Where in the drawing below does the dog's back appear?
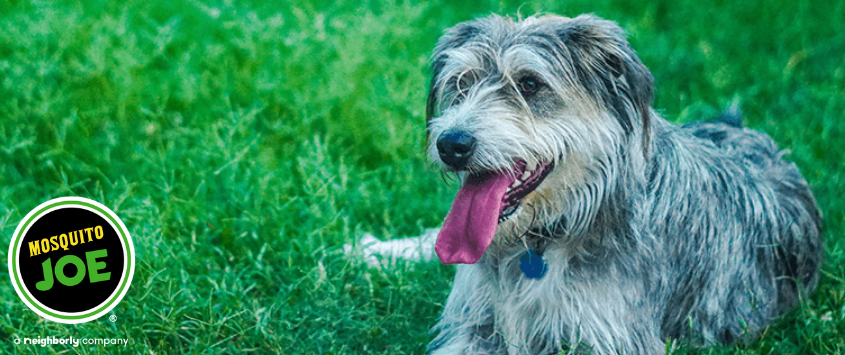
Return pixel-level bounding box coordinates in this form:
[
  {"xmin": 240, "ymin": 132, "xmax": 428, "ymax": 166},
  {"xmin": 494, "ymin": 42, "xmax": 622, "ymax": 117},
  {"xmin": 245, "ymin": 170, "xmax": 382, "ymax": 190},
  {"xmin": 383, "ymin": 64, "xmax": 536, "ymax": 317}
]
[{"xmin": 648, "ymin": 116, "xmax": 822, "ymax": 343}]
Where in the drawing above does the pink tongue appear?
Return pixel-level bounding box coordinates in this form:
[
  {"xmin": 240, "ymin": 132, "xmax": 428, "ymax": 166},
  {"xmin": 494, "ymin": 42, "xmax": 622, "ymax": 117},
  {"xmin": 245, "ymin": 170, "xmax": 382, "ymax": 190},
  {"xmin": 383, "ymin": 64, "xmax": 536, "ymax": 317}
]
[{"xmin": 435, "ymin": 172, "xmax": 515, "ymax": 264}]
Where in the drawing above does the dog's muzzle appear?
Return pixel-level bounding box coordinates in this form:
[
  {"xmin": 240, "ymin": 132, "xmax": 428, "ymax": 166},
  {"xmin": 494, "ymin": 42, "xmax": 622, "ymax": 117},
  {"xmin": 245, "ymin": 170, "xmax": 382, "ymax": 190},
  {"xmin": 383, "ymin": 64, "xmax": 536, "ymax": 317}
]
[{"xmin": 436, "ymin": 130, "xmax": 476, "ymax": 169}]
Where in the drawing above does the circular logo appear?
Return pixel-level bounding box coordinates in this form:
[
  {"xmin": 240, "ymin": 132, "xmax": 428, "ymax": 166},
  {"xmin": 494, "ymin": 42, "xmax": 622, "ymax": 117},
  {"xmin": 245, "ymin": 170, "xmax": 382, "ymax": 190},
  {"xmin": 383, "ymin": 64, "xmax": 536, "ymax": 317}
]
[{"xmin": 7, "ymin": 197, "xmax": 135, "ymax": 324}]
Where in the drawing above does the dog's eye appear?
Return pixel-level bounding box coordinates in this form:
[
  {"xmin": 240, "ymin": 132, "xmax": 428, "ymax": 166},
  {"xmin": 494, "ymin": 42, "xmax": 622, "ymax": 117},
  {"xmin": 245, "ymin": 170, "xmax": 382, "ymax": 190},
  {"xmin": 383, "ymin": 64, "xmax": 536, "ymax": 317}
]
[
  {"xmin": 457, "ymin": 75, "xmax": 475, "ymax": 96},
  {"xmin": 517, "ymin": 77, "xmax": 542, "ymax": 97}
]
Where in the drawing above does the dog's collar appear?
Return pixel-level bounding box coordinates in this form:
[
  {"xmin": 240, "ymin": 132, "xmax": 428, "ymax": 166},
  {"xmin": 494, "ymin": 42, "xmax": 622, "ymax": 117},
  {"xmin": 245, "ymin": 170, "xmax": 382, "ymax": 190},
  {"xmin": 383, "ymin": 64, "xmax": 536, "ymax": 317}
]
[
  {"xmin": 519, "ymin": 248, "xmax": 547, "ymax": 279},
  {"xmin": 519, "ymin": 233, "xmax": 549, "ymax": 279}
]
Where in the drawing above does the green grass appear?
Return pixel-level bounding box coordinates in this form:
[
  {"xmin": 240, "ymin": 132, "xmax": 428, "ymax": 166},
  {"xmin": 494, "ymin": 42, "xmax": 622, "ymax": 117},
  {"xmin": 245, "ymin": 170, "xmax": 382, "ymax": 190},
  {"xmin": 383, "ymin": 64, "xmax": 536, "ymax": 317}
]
[{"xmin": 0, "ymin": 0, "xmax": 843, "ymax": 353}]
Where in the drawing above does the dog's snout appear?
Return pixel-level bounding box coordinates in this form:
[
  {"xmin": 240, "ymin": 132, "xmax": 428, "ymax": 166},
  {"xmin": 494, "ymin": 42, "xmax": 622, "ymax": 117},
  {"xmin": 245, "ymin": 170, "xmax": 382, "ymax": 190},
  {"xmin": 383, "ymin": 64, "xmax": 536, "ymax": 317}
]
[{"xmin": 437, "ymin": 130, "xmax": 476, "ymax": 169}]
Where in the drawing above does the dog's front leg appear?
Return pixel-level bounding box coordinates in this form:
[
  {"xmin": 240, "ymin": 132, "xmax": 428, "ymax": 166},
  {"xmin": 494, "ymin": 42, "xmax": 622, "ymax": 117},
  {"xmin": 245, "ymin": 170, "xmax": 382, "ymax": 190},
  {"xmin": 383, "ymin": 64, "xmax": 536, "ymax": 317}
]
[{"xmin": 428, "ymin": 263, "xmax": 502, "ymax": 355}]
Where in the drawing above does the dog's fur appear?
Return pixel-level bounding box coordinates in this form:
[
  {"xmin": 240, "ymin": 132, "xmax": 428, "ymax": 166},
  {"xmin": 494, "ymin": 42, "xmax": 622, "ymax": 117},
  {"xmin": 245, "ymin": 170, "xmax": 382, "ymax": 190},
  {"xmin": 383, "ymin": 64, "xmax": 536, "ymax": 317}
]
[{"xmin": 423, "ymin": 14, "xmax": 822, "ymax": 355}]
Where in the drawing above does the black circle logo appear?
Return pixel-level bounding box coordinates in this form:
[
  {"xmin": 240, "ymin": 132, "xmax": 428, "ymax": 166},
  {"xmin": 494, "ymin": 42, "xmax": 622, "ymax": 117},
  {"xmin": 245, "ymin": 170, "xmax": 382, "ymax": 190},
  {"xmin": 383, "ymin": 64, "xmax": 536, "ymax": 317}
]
[{"xmin": 8, "ymin": 197, "xmax": 135, "ymax": 323}]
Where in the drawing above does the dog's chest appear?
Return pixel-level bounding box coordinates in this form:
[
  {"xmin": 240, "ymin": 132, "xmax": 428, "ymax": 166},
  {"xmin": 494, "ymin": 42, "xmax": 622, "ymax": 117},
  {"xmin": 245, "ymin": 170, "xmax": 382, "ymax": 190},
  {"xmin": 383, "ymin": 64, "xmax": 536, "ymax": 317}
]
[{"xmin": 487, "ymin": 246, "xmax": 635, "ymax": 353}]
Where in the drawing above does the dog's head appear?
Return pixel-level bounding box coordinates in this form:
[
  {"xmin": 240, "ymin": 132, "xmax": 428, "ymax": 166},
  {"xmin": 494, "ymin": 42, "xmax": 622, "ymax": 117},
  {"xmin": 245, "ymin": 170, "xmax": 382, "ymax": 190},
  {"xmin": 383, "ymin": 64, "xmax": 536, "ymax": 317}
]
[{"xmin": 427, "ymin": 14, "xmax": 654, "ymax": 264}]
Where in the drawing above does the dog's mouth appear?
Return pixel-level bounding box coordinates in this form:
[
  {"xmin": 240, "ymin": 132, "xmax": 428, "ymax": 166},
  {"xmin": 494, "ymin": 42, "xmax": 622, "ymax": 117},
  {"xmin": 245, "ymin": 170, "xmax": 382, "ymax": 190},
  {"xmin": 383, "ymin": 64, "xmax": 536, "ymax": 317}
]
[
  {"xmin": 434, "ymin": 160, "xmax": 554, "ymax": 264},
  {"xmin": 499, "ymin": 161, "xmax": 555, "ymax": 223}
]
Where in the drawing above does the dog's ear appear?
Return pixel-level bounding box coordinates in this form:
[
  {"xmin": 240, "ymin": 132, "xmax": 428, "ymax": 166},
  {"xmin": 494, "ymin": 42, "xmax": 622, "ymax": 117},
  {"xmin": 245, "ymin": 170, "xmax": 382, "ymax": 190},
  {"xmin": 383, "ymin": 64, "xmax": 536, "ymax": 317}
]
[
  {"xmin": 558, "ymin": 15, "xmax": 654, "ymax": 152},
  {"xmin": 427, "ymin": 21, "xmax": 482, "ymax": 125}
]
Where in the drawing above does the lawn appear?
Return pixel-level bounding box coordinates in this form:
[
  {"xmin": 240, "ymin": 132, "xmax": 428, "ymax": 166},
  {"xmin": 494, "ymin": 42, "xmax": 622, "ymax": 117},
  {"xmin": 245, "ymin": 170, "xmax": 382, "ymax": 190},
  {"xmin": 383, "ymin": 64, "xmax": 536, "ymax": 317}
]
[{"xmin": 0, "ymin": 0, "xmax": 843, "ymax": 353}]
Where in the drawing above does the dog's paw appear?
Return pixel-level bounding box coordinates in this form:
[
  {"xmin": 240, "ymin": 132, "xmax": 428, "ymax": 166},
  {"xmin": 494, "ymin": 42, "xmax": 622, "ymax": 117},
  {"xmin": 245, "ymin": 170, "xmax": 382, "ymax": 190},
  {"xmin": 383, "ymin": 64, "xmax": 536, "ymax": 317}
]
[
  {"xmin": 343, "ymin": 229, "xmax": 440, "ymax": 267},
  {"xmin": 343, "ymin": 233, "xmax": 383, "ymax": 267}
]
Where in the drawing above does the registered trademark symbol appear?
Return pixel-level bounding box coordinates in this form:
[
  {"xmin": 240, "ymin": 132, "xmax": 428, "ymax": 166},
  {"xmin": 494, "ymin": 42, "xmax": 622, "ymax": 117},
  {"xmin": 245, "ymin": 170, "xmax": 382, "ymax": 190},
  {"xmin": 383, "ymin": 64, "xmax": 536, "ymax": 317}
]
[{"xmin": 109, "ymin": 315, "xmax": 117, "ymax": 322}]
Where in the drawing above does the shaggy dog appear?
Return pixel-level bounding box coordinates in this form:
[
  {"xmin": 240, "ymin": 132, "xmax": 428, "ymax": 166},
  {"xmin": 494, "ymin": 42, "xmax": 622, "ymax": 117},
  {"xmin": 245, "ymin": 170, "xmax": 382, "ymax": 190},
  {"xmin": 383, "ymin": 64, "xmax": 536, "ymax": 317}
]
[{"xmin": 418, "ymin": 14, "xmax": 822, "ymax": 355}]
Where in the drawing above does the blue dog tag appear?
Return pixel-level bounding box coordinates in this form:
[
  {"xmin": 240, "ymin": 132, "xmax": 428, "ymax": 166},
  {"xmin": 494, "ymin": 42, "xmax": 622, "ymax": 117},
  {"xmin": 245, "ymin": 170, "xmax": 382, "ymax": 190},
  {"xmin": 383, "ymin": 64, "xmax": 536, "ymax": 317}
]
[{"xmin": 519, "ymin": 249, "xmax": 548, "ymax": 279}]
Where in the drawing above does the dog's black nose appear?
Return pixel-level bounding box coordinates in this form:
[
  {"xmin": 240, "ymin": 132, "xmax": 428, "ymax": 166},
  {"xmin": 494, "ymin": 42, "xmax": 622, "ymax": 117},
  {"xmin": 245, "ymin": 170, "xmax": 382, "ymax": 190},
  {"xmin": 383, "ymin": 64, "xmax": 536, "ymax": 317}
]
[{"xmin": 437, "ymin": 130, "xmax": 476, "ymax": 169}]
